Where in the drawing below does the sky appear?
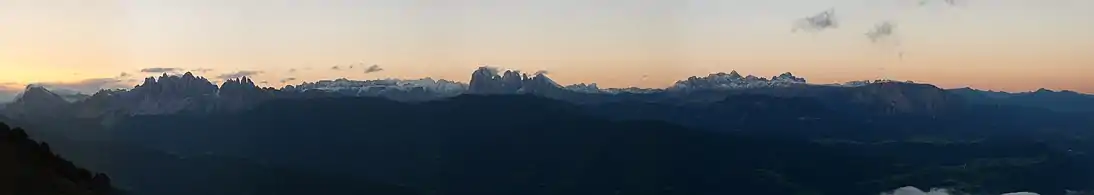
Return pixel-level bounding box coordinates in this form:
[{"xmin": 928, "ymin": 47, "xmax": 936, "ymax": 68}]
[{"xmin": 1, "ymin": 0, "xmax": 1092, "ymax": 96}]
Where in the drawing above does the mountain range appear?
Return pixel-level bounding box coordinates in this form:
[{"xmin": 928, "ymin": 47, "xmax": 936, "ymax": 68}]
[
  {"xmin": 3, "ymin": 67, "xmax": 1091, "ymax": 119},
  {"xmin": 1, "ymin": 67, "xmax": 1092, "ymax": 195}
]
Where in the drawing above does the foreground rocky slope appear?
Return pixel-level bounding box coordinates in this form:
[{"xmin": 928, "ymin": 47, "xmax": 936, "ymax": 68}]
[{"xmin": 0, "ymin": 123, "xmax": 115, "ymax": 195}]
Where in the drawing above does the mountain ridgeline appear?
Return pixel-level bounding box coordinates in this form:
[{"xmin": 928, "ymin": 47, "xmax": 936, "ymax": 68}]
[
  {"xmin": 0, "ymin": 123, "xmax": 115, "ymax": 195},
  {"xmin": 1, "ymin": 67, "xmax": 1093, "ymax": 195}
]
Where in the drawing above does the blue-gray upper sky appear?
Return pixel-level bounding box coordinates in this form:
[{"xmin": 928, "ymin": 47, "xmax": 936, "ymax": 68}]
[{"xmin": 1, "ymin": 0, "xmax": 1092, "ymax": 95}]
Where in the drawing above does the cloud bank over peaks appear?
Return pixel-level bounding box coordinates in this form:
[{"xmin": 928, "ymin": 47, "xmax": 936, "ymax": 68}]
[{"xmin": 32, "ymin": 78, "xmax": 131, "ymax": 95}]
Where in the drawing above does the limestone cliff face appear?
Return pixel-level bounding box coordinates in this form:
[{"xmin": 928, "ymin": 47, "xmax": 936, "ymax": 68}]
[
  {"xmin": 846, "ymin": 82, "xmax": 963, "ymax": 116},
  {"xmin": 119, "ymin": 72, "xmax": 219, "ymax": 115},
  {"xmin": 217, "ymin": 76, "xmax": 274, "ymax": 112},
  {"xmin": 468, "ymin": 67, "xmax": 567, "ymax": 95}
]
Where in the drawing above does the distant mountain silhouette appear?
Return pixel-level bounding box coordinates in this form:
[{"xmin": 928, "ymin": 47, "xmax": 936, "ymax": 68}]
[
  {"xmin": 9, "ymin": 67, "xmax": 1086, "ymax": 120},
  {"xmin": 950, "ymin": 87, "xmax": 1094, "ymax": 113},
  {"xmin": 3, "ymin": 86, "xmax": 73, "ymax": 120},
  {"xmin": 0, "ymin": 122, "xmax": 115, "ymax": 195}
]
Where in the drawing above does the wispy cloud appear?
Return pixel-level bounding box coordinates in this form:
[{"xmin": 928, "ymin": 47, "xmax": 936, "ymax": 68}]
[
  {"xmin": 117, "ymin": 72, "xmax": 131, "ymax": 78},
  {"xmin": 288, "ymin": 68, "xmax": 297, "ymax": 73},
  {"xmin": 140, "ymin": 67, "xmax": 183, "ymax": 73},
  {"xmin": 279, "ymin": 77, "xmax": 298, "ymax": 83},
  {"xmin": 364, "ymin": 64, "xmax": 384, "ymax": 73},
  {"xmin": 216, "ymin": 71, "xmax": 263, "ymax": 80}
]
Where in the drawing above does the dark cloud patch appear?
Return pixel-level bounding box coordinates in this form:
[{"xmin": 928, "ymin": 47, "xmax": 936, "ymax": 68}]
[
  {"xmin": 866, "ymin": 21, "xmax": 897, "ymax": 43},
  {"xmin": 364, "ymin": 64, "xmax": 384, "ymax": 73},
  {"xmin": 792, "ymin": 8, "xmax": 838, "ymax": 33},
  {"xmin": 279, "ymin": 77, "xmax": 298, "ymax": 83},
  {"xmin": 331, "ymin": 65, "xmax": 342, "ymax": 70},
  {"xmin": 140, "ymin": 67, "xmax": 183, "ymax": 73},
  {"xmin": 191, "ymin": 68, "xmax": 214, "ymax": 73},
  {"xmin": 260, "ymin": 81, "xmax": 270, "ymax": 84},
  {"xmin": 216, "ymin": 71, "xmax": 263, "ymax": 80},
  {"xmin": 118, "ymin": 72, "xmax": 131, "ymax": 78}
]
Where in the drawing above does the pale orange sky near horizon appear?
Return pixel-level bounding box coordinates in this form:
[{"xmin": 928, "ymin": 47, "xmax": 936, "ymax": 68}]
[{"xmin": 1, "ymin": 0, "xmax": 1092, "ymax": 94}]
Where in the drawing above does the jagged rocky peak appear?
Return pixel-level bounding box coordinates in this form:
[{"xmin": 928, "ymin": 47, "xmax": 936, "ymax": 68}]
[
  {"xmin": 727, "ymin": 71, "xmax": 743, "ymax": 79},
  {"xmin": 670, "ymin": 70, "xmax": 808, "ymax": 91},
  {"xmin": 16, "ymin": 85, "xmax": 68, "ymax": 105},
  {"xmin": 469, "ymin": 66, "xmax": 514, "ymax": 94},
  {"xmin": 500, "ymin": 70, "xmax": 525, "ymax": 92},
  {"xmin": 2, "ymin": 85, "xmax": 72, "ymax": 118},
  {"xmin": 772, "ymin": 72, "xmax": 807, "ymax": 83},
  {"xmin": 84, "ymin": 89, "xmax": 126, "ymax": 101},
  {"xmin": 468, "ymin": 66, "xmax": 568, "ymax": 94},
  {"xmin": 220, "ymin": 76, "xmax": 258, "ymax": 89},
  {"xmin": 133, "ymin": 72, "xmax": 218, "ymax": 97},
  {"xmin": 469, "ymin": 67, "xmax": 505, "ymax": 94}
]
